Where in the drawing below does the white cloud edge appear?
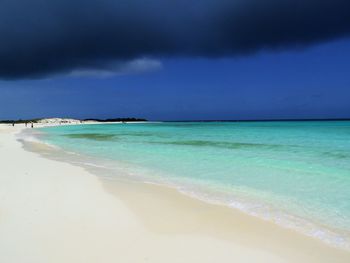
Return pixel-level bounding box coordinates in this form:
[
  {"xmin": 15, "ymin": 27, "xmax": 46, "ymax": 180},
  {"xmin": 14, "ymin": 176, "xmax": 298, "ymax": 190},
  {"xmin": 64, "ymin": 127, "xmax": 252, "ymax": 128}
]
[{"xmin": 70, "ymin": 58, "xmax": 163, "ymax": 78}]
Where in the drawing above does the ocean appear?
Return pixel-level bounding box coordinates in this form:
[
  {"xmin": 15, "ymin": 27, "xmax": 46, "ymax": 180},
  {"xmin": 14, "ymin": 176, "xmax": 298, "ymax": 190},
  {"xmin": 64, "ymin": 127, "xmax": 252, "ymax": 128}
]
[{"xmin": 30, "ymin": 121, "xmax": 350, "ymax": 249}]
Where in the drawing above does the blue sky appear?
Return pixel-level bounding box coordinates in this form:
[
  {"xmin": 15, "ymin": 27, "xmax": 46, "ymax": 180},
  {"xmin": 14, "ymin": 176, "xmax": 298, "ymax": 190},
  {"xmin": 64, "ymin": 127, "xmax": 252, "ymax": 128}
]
[
  {"xmin": 1, "ymin": 37, "xmax": 349, "ymax": 121},
  {"xmin": 1, "ymin": 1, "xmax": 350, "ymax": 121}
]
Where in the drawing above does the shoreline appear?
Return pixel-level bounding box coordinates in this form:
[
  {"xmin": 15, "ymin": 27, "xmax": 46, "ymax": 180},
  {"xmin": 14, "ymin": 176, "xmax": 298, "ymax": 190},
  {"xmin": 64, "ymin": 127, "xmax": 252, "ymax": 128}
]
[
  {"xmin": 24, "ymin": 122, "xmax": 350, "ymax": 251},
  {"xmin": 1, "ymin": 124, "xmax": 350, "ymax": 262},
  {"xmin": 21, "ymin": 132, "xmax": 350, "ymax": 252}
]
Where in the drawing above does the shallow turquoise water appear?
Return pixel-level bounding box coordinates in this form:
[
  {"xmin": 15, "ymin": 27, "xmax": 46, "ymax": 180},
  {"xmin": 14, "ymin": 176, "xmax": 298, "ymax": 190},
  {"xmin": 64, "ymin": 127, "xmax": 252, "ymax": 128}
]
[{"xmin": 36, "ymin": 121, "xmax": 350, "ymax": 248}]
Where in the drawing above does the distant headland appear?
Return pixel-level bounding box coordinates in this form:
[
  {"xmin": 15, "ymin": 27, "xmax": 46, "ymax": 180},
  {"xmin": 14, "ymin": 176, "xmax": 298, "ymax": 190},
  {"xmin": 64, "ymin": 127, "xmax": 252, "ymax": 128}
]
[{"xmin": 0, "ymin": 117, "xmax": 147, "ymax": 124}]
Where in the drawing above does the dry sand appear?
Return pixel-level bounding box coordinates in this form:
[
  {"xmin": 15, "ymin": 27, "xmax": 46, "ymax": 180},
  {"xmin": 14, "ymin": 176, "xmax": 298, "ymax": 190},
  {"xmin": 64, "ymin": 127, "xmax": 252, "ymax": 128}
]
[{"xmin": 0, "ymin": 124, "xmax": 349, "ymax": 263}]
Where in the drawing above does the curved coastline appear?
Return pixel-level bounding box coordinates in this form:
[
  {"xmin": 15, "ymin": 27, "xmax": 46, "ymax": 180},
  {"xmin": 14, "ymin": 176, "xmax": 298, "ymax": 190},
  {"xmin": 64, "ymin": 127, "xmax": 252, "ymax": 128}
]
[
  {"xmin": 8, "ymin": 124, "xmax": 348, "ymax": 262},
  {"xmin": 19, "ymin": 125, "xmax": 350, "ymax": 252}
]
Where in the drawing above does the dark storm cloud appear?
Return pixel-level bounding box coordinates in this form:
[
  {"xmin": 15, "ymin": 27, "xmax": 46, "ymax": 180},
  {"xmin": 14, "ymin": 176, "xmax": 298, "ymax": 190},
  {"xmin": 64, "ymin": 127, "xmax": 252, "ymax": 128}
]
[{"xmin": 1, "ymin": 0, "xmax": 350, "ymax": 79}]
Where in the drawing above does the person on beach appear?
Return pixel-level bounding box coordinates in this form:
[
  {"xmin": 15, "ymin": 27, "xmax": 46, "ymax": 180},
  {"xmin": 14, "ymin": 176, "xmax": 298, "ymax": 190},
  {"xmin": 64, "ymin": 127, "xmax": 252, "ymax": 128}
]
[
  {"xmin": 12, "ymin": 122, "xmax": 15, "ymax": 127},
  {"xmin": 31, "ymin": 122, "xmax": 34, "ymax": 128},
  {"xmin": 25, "ymin": 122, "xmax": 27, "ymax": 127}
]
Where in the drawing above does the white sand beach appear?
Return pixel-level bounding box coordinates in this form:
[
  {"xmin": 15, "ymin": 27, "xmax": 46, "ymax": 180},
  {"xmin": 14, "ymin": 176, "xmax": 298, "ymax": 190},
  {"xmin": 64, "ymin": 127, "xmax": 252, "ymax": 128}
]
[{"xmin": 1, "ymin": 124, "xmax": 350, "ymax": 263}]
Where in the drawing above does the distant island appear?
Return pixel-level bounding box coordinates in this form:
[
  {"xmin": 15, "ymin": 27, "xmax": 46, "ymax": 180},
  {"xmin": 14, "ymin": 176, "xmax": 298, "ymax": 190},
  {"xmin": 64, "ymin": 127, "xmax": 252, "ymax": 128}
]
[
  {"xmin": 83, "ymin": 118, "xmax": 147, "ymax": 122},
  {"xmin": 0, "ymin": 117, "xmax": 147, "ymax": 124}
]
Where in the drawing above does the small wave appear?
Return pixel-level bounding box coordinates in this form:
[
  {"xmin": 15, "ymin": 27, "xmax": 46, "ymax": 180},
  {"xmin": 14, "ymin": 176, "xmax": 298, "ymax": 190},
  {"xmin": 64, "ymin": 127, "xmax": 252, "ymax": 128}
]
[
  {"xmin": 170, "ymin": 181, "xmax": 350, "ymax": 251},
  {"xmin": 17, "ymin": 130, "xmax": 61, "ymax": 150}
]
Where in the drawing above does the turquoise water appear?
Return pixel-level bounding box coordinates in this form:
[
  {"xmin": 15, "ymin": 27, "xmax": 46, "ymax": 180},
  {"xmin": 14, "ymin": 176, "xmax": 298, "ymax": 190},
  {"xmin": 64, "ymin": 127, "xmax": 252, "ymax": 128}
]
[{"xmin": 35, "ymin": 121, "xmax": 350, "ymax": 248}]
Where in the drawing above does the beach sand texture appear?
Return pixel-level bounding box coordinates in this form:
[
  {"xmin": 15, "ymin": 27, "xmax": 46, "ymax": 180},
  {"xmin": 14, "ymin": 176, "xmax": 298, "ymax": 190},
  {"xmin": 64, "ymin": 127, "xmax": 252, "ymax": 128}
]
[{"xmin": 0, "ymin": 124, "xmax": 349, "ymax": 263}]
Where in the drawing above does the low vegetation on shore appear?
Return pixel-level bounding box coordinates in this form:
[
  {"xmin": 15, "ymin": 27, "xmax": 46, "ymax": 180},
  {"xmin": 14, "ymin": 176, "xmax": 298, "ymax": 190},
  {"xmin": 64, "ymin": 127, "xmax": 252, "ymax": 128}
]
[{"xmin": 0, "ymin": 117, "xmax": 147, "ymax": 124}]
